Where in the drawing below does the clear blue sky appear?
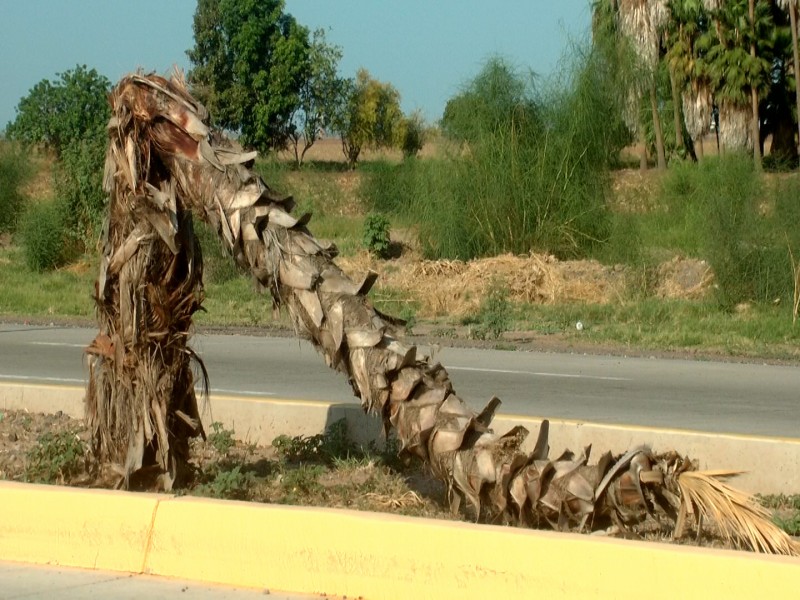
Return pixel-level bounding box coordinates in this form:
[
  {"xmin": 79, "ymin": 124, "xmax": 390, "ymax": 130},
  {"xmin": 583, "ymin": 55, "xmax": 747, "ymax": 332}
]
[{"xmin": 0, "ymin": 1, "xmax": 591, "ymax": 130}]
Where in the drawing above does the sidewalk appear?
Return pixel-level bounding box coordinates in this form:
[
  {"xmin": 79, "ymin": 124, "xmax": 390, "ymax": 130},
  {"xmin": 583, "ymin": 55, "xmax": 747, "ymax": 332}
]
[{"xmin": 0, "ymin": 560, "xmax": 327, "ymax": 600}]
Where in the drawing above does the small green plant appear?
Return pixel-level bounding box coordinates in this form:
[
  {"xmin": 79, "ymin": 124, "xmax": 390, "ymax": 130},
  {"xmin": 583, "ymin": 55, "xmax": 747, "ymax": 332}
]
[
  {"xmin": 207, "ymin": 421, "xmax": 236, "ymax": 455},
  {"xmin": 19, "ymin": 200, "xmax": 67, "ymax": 271},
  {"xmin": 362, "ymin": 212, "xmax": 391, "ymax": 258},
  {"xmin": 464, "ymin": 280, "xmax": 512, "ymax": 340},
  {"xmin": 24, "ymin": 430, "xmax": 87, "ymax": 484},
  {"xmin": 194, "ymin": 464, "xmax": 254, "ymax": 500},
  {"xmin": 279, "ymin": 464, "xmax": 325, "ymax": 499},
  {"xmin": 273, "ymin": 418, "xmax": 357, "ymax": 464}
]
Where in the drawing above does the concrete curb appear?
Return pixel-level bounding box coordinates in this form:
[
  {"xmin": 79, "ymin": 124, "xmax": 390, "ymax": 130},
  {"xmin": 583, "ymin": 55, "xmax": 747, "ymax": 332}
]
[
  {"xmin": 1, "ymin": 480, "xmax": 799, "ymax": 599},
  {"xmin": 2, "ymin": 382, "xmax": 798, "ymax": 494},
  {"xmin": 2, "ymin": 382, "xmax": 800, "ymax": 598}
]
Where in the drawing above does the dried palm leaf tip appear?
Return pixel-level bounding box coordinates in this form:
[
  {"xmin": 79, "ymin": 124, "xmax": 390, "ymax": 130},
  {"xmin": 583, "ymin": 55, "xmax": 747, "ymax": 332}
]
[{"xmin": 85, "ymin": 72, "xmax": 798, "ymax": 556}]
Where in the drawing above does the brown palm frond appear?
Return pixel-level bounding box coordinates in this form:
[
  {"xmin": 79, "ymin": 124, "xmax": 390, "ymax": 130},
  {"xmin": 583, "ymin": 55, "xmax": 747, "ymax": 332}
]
[
  {"xmin": 677, "ymin": 470, "xmax": 800, "ymax": 556},
  {"xmin": 85, "ymin": 71, "xmax": 799, "ymax": 556}
]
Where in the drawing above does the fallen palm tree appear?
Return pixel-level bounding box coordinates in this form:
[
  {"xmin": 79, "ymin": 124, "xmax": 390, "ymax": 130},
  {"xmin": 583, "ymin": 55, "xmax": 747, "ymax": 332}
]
[{"xmin": 85, "ymin": 72, "xmax": 798, "ymax": 556}]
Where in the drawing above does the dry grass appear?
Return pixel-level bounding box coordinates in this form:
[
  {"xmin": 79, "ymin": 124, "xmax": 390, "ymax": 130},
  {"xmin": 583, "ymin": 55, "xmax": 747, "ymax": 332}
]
[{"xmin": 338, "ymin": 249, "xmax": 712, "ymax": 318}]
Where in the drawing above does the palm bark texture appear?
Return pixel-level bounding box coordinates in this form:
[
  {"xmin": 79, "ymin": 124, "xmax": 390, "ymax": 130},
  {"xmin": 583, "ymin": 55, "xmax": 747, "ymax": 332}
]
[{"xmin": 86, "ymin": 72, "xmax": 798, "ymax": 556}]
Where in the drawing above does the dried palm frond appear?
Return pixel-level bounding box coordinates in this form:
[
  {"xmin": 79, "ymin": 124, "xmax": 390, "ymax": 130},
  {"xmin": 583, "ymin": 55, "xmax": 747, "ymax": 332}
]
[
  {"xmin": 677, "ymin": 470, "xmax": 800, "ymax": 555},
  {"xmin": 86, "ymin": 71, "xmax": 799, "ymax": 556}
]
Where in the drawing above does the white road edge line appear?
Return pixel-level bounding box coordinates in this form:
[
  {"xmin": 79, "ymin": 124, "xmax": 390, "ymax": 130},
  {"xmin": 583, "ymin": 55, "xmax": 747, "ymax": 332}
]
[
  {"xmin": 447, "ymin": 366, "xmax": 631, "ymax": 381},
  {"xmin": 0, "ymin": 374, "xmax": 85, "ymax": 384},
  {"xmin": 0, "ymin": 375, "xmax": 277, "ymax": 398},
  {"xmin": 29, "ymin": 342, "xmax": 87, "ymax": 348}
]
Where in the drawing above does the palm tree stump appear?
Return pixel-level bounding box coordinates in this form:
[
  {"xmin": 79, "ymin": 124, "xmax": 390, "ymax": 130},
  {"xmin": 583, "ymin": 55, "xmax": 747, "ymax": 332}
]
[{"xmin": 85, "ymin": 72, "xmax": 798, "ymax": 556}]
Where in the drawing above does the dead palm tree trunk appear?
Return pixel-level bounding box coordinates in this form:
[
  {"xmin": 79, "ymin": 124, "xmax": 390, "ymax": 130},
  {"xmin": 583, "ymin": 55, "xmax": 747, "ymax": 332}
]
[{"xmin": 86, "ymin": 72, "xmax": 799, "ymax": 556}]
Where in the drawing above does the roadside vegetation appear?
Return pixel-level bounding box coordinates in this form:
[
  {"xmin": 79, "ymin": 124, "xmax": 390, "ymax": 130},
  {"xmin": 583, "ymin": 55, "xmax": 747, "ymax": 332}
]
[
  {"xmin": 3, "ymin": 0, "xmax": 800, "ymax": 364},
  {"xmin": 2, "ymin": 408, "xmax": 797, "ymax": 541}
]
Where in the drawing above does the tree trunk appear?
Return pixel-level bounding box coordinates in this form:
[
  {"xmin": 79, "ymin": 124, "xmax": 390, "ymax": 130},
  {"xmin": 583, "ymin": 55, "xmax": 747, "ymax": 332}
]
[
  {"xmin": 650, "ymin": 80, "xmax": 667, "ymax": 169},
  {"xmin": 749, "ymin": 0, "xmax": 762, "ymax": 170},
  {"xmin": 638, "ymin": 122, "xmax": 649, "ymax": 171},
  {"xmin": 791, "ymin": 3, "xmax": 800, "ymax": 159},
  {"xmin": 84, "ymin": 73, "xmax": 800, "ymax": 556},
  {"xmin": 669, "ymin": 68, "xmax": 684, "ymax": 155}
]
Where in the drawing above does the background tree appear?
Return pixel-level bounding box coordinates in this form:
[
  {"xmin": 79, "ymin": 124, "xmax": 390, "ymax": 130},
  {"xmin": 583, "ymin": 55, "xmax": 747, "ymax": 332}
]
[
  {"xmin": 5, "ymin": 65, "xmax": 110, "ymax": 157},
  {"xmin": 666, "ymin": 0, "xmax": 713, "ymax": 158},
  {"xmin": 398, "ymin": 109, "xmax": 427, "ymax": 158},
  {"xmin": 6, "ymin": 65, "xmax": 110, "ymax": 253},
  {"xmin": 331, "ymin": 69, "xmax": 403, "ymax": 168},
  {"xmin": 617, "ymin": 0, "xmax": 669, "ymax": 170},
  {"xmin": 286, "ymin": 28, "xmax": 345, "ymax": 167},
  {"xmin": 441, "ymin": 57, "xmax": 539, "ymax": 144},
  {"xmin": 701, "ymin": 0, "xmax": 773, "ymax": 159},
  {"xmin": 778, "ymin": 0, "xmax": 800, "ymax": 154},
  {"xmin": 187, "ymin": 0, "xmax": 311, "ymax": 152}
]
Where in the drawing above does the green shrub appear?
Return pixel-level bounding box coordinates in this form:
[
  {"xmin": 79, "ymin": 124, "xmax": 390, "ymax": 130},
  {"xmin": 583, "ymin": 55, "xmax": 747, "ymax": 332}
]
[
  {"xmin": 362, "ymin": 212, "xmax": 391, "ymax": 258},
  {"xmin": 20, "ymin": 200, "xmax": 67, "ymax": 271},
  {"xmin": 207, "ymin": 421, "xmax": 236, "ymax": 455},
  {"xmin": 462, "ymin": 280, "xmax": 512, "ymax": 339},
  {"xmin": 24, "ymin": 430, "xmax": 87, "ymax": 484},
  {"xmin": 55, "ymin": 134, "xmax": 106, "ymax": 248},
  {"xmin": 0, "ymin": 143, "xmax": 31, "ymax": 232},
  {"xmin": 400, "ymin": 112, "xmax": 426, "ymax": 158},
  {"xmin": 194, "ymin": 464, "xmax": 254, "ymax": 500},
  {"xmin": 364, "ymin": 53, "xmax": 618, "ymax": 261},
  {"xmin": 273, "ymin": 418, "xmax": 357, "ymax": 465}
]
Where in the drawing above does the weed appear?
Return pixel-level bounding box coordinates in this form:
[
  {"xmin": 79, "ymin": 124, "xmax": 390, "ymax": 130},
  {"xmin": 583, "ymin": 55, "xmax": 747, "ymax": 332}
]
[
  {"xmin": 758, "ymin": 494, "xmax": 800, "ymax": 536},
  {"xmin": 24, "ymin": 430, "xmax": 87, "ymax": 484},
  {"xmin": 207, "ymin": 421, "xmax": 236, "ymax": 455},
  {"xmin": 279, "ymin": 464, "xmax": 325, "ymax": 500},
  {"xmin": 463, "ymin": 280, "xmax": 512, "ymax": 340},
  {"xmin": 272, "ymin": 418, "xmax": 358, "ymax": 465},
  {"xmin": 362, "ymin": 212, "xmax": 391, "ymax": 258},
  {"xmin": 194, "ymin": 464, "xmax": 254, "ymax": 500}
]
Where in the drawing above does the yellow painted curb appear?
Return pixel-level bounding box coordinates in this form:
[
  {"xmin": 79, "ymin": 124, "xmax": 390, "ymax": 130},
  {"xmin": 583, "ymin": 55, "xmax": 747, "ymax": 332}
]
[
  {"xmin": 1, "ymin": 481, "xmax": 799, "ymax": 599},
  {"xmin": 0, "ymin": 481, "xmax": 166, "ymax": 573}
]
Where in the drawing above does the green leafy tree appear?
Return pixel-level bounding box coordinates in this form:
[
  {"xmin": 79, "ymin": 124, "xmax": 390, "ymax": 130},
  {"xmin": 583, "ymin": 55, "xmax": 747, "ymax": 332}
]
[
  {"xmin": 398, "ymin": 110, "xmax": 427, "ymax": 158},
  {"xmin": 187, "ymin": 0, "xmax": 311, "ymax": 152},
  {"xmin": 6, "ymin": 65, "xmax": 110, "ymax": 157},
  {"xmin": 441, "ymin": 57, "xmax": 540, "ymax": 143},
  {"xmin": 331, "ymin": 69, "xmax": 403, "ymax": 168},
  {"xmin": 287, "ymin": 29, "xmax": 345, "ymax": 167}
]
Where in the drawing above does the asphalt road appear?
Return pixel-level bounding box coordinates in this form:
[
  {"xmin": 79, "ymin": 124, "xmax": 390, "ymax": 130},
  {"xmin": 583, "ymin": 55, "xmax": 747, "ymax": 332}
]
[{"xmin": 0, "ymin": 324, "xmax": 797, "ymax": 438}]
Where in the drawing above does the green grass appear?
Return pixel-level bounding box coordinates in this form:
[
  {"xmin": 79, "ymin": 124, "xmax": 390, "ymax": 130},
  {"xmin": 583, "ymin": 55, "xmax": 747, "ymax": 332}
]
[
  {"xmin": 514, "ymin": 299, "xmax": 800, "ymax": 360},
  {"xmin": 0, "ymin": 246, "xmax": 95, "ymax": 318}
]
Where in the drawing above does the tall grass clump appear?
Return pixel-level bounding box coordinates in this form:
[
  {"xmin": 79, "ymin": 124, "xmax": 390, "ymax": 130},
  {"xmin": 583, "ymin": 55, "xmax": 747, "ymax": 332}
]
[
  {"xmin": 0, "ymin": 142, "xmax": 31, "ymax": 232},
  {"xmin": 363, "ymin": 52, "xmax": 628, "ymax": 261},
  {"xmin": 641, "ymin": 154, "xmax": 796, "ymax": 309},
  {"xmin": 19, "ymin": 200, "xmax": 67, "ymax": 271}
]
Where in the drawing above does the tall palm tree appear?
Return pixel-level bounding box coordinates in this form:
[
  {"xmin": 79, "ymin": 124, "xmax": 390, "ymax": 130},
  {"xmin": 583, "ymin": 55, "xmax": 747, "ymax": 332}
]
[
  {"xmin": 702, "ymin": 0, "xmax": 772, "ymax": 161},
  {"xmin": 85, "ymin": 72, "xmax": 798, "ymax": 555},
  {"xmin": 777, "ymin": 0, "xmax": 800, "ymax": 154},
  {"xmin": 667, "ymin": 0, "xmax": 713, "ymax": 158},
  {"xmin": 617, "ymin": 0, "xmax": 669, "ymax": 169}
]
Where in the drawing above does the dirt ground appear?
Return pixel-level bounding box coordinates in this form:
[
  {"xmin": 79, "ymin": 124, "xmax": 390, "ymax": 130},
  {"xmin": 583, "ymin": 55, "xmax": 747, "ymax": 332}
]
[{"xmin": 0, "ymin": 407, "xmax": 453, "ymax": 521}]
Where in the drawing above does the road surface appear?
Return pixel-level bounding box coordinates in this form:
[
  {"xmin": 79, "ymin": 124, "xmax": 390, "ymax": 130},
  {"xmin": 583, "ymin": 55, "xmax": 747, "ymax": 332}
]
[
  {"xmin": 0, "ymin": 560, "xmax": 321, "ymax": 599},
  {"xmin": 0, "ymin": 324, "xmax": 797, "ymax": 438}
]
